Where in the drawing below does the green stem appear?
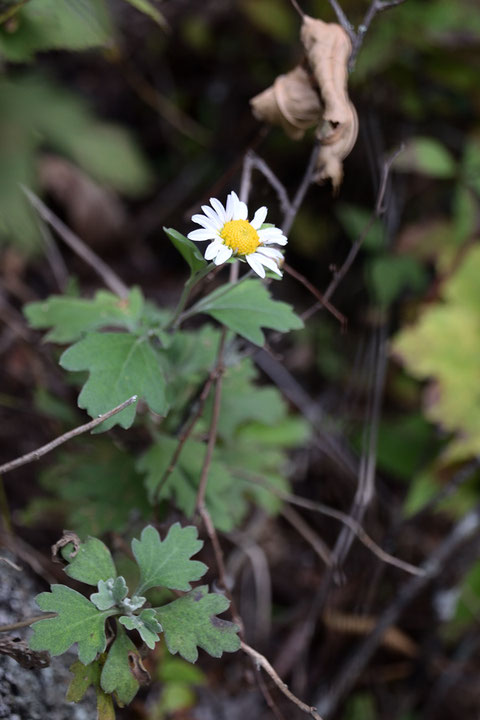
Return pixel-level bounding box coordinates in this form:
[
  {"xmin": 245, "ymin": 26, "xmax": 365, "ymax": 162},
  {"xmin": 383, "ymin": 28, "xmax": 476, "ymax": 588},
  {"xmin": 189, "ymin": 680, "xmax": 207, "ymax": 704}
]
[
  {"xmin": 167, "ymin": 263, "xmax": 214, "ymax": 330},
  {"xmin": 178, "ymin": 269, "xmax": 252, "ymax": 325}
]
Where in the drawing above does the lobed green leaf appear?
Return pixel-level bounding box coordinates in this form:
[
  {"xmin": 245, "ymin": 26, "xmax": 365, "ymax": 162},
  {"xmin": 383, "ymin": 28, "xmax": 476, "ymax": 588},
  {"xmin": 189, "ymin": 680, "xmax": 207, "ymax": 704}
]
[
  {"xmin": 192, "ymin": 279, "xmax": 303, "ymax": 346},
  {"xmin": 60, "ymin": 332, "xmax": 168, "ymax": 430},
  {"xmin": 64, "ymin": 536, "xmax": 117, "ymax": 586},
  {"xmin": 24, "ymin": 288, "xmax": 144, "ymax": 343},
  {"xmin": 132, "ymin": 524, "xmax": 207, "ymax": 595},
  {"xmin": 156, "ymin": 586, "xmax": 240, "ymax": 663},
  {"xmin": 30, "ymin": 585, "xmax": 117, "ymax": 665}
]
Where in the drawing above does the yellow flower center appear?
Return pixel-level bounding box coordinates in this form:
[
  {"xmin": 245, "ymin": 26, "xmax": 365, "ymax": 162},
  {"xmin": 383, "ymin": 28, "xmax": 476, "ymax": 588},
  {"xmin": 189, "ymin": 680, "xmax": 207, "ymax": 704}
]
[{"xmin": 220, "ymin": 219, "xmax": 260, "ymax": 255}]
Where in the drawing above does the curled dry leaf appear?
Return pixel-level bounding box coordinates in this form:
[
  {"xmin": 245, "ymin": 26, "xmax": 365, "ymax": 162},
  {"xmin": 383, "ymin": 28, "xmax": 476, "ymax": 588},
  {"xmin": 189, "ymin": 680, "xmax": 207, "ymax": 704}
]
[
  {"xmin": 250, "ymin": 65, "xmax": 322, "ymax": 141},
  {"xmin": 51, "ymin": 529, "xmax": 81, "ymax": 563},
  {"xmin": 250, "ymin": 15, "xmax": 358, "ymax": 190}
]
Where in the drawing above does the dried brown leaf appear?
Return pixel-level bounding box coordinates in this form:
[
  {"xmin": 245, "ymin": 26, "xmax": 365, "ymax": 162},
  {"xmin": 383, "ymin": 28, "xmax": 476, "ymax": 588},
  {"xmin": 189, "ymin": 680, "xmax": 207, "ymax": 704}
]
[
  {"xmin": 251, "ymin": 65, "xmax": 322, "ymax": 140},
  {"xmin": 249, "ymin": 15, "xmax": 358, "ymax": 190},
  {"xmin": 301, "ymin": 16, "xmax": 358, "ymax": 189}
]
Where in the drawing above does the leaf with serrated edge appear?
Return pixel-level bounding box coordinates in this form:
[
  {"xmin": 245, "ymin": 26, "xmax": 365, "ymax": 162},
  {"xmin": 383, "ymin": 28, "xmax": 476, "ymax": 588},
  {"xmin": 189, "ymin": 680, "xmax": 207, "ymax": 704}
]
[
  {"xmin": 24, "ymin": 288, "xmax": 144, "ymax": 344},
  {"xmin": 60, "ymin": 332, "xmax": 167, "ymax": 430},
  {"xmin": 193, "ymin": 279, "xmax": 303, "ymax": 346},
  {"xmin": 30, "ymin": 585, "xmax": 117, "ymax": 665},
  {"xmin": 64, "ymin": 537, "xmax": 117, "ymax": 586},
  {"xmin": 132, "ymin": 524, "xmax": 206, "ymax": 595},
  {"xmin": 156, "ymin": 586, "xmax": 240, "ymax": 663},
  {"xmin": 119, "ymin": 609, "xmax": 162, "ymax": 649},
  {"xmin": 101, "ymin": 623, "xmax": 140, "ymax": 705},
  {"xmin": 163, "ymin": 228, "xmax": 207, "ymax": 276}
]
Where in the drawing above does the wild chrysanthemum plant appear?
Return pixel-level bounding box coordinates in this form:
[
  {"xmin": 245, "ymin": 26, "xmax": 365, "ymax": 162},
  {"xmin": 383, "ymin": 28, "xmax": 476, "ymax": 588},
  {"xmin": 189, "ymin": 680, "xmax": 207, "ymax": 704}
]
[
  {"xmin": 23, "ymin": 194, "xmax": 305, "ymax": 539},
  {"xmin": 29, "ymin": 524, "xmax": 240, "ymax": 712},
  {"xmin": 188, "ymin": 190, "xmax": 287, "ymax": 277}
]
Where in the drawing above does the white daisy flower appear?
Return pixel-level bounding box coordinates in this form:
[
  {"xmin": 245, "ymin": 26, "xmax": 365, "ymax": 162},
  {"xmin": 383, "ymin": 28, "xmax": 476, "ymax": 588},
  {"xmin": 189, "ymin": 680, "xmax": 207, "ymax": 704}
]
[{"xmin": 187, "ymin": 190, "xmax": 287, "ymax": 279}]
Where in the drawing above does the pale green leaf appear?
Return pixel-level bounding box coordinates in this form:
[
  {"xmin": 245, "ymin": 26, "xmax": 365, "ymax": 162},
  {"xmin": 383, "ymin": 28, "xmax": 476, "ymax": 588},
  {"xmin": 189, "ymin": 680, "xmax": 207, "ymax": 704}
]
[
  {"xmin": 24, "ymin": 288, "xmax": 144, "ymax": 343},
  {"xmin": 100, "ymin": 624, "xmax": 140, "ymax": 705},
  {"xmin": 60, "ymin": 332, "xmax": 168, "ymax": 429},
  {"xmin": 393, "ymin": 137, "xmax": 457, "ymax": 178},
  {"xmin": 392, "ymin": 245, "xmax": 480, "ymax": 463},
  {"xmin": 132, "ymin": 524, "xmax": 206, "ymax": 595},
  {"xmin": 119, "ymin": 608, "xmax": 162, "ymax": 649},
  {"xmin": 30, "ymin": 585, "xmax": 116, "ymax": 665},
  {"xmin": 64, "ymin": 537, "xmax": 117, "ymax": 586},
  {"xmin": 91, "ymin": 577, "xmax": 129, "ymax": 610},
  {"xmin": 122, "ymin": 0, "xmax": 168, "ymax": 28},
  {"xmin": 163, "ymin": 228, "xmax": 207, "ymax": 276},
  {"xmin": 156, "ymin": 585, "xmax": 240, "ymax": 663},
  {"xmin": 193, "ymin": 279, "xmax": 303, "ymax": 346}
]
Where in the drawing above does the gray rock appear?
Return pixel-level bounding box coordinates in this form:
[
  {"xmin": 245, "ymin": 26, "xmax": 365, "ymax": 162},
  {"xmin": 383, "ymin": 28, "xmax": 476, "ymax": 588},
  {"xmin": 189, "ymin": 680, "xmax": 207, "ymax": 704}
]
[{"xmin": 0, "ymin": 552, "xmax": 96, "ymax": 719}]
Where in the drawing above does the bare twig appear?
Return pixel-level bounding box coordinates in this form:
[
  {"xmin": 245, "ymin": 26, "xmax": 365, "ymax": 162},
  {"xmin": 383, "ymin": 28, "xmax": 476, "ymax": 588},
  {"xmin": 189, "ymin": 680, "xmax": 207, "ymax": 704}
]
[
  {"xmin": 315, "ymin": 506, "xmax": 480, "ymax": 717},
  {"xmin": 241, "ymin": 641, "xmax": 324, "ymax": 720},
  {"xmin": 0, "ymin": 396, "xmax": 137, "ymax": 476},
  {"xmin": 240, "ymin": 150, "xmax": 292, "ymax": 215},
  {"xmin": 0, "ymin": 614, "xmax": 57, "ymax": 633},
  {"xmin": 283, "ymin": 262, "xmax": 346, "ymax": 327},
  {"xmin": 282, "ymin": 143, "xmax": 320, "ymax": 235},
  {"xmin": 302, "ymin": 145, "xmax": 403, "ymax": 323},
  {"xmin": 155, "ymin": 374, "xmax": 217, "ymax": 500},
  {"xmin": 22, "ymin": 186, "xmax": 129, "ymax": 298},
  {"xmin": 238, "ymin": 471, "xmax": 424, "ymax": 577},
  {"xmin": 281, "ymin": 504, "xmax": 333, "ymax": 567},
  {"xmin": 350, "ymin": 0, "xmax": 407, "ymax": 68},
  {"xmin": 0, "ymin": 557, "xmax": 21, "ymax": 571},
  {"xmin": 288, "ymin": 0, "xmax": 305, "ymax": 19},
  {"xmin": 195, "ymin": 330, "xmax": 227, "ymax": 511}
]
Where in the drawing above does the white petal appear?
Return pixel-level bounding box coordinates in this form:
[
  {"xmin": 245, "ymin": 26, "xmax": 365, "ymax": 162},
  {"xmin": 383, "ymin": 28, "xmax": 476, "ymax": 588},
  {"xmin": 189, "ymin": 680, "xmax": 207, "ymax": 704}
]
[
  {"xmin": 259, "ymin": 229, "xmax": 288, "ymax": 246},
  {"xmin": 188, "ymin": 228, "xmax": 217, "ymax": 241},
  {"xmin": 250, "ymin": 206, "xmax": 268, "ymax": 230},
  {"xmin": 257, "ymin": 246, "xmax": 284, "ymax": 260},
  {"xmin": 210, "ymin": 197, "xmax": 226, "ymax": 222},
  {"xmin": 225, "ymin": 192, "xmax": 236, "ymax": 221},
  {"xmin": 214, "ymin": 245, "xmax": 233, "ymax": 265},
  {"xmin": 246, "ymin": 253, "xmax": 265, "ymax": 278},
  {"xmin": 205, "ymin": 239, "xmax": 223, "ymax": 260},
  {"xmin": 201, "ymin": 205, "xmax": 221, "ymax": 223},
  {"xmin": 192, "ymin": 214, "xmax": 221, "ymax": 231},
  {"xmin": 236, "ymin": 200, "xmax": 248, "ymax": 221},
  {"xmin": 252, "ymin": 252, "xmax": 282, "ymax": 276}
]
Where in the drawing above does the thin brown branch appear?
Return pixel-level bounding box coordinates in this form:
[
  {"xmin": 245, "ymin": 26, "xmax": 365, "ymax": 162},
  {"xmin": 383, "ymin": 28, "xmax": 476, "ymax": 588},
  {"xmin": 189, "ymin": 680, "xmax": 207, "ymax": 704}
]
[
  {"xmin": 0, "ymin": 396, "xmax": 137, "ymax": 476},
  {"xmin": 282, "ymin": 143, "xmax": 320, "ymax": 235},
  {"xmin": 195, "ymin": 330, "xmax": 226, "ymax": 511},
  {"xmin": 281, "ymin": 505, "xmax": 333, "ymax": 567},
  {"xmin": 283, "ymin": 262, "xmax": 346, "ymax": 327},
  {"xmin": 240, "ymin": 150, "xmax": 292, "ymax": 215},
  {"xmin": 241, "ymin": 641, "xmax": 324, "ymax": 720},
  {"xmin": 155, "ymin": 374, "xmax": 216, "ymax": 501},
  {"xmin": 302, "ymin": 145, "xmax": 403, "ymax": 323},
  {"xmin": 350, "ymin": 0, "xmax": 407, "ymax": 68},
  {"xmin": 0, "ymin": 614, "xmax": 57, "ymax": 633},
  {"xmin": 22, "ymin": 186, "xmax": 129, "ymax": 299},
  {"xmin": 316, "ymin": 506, "xmax": 480, "ymax": 717},
  {"xmin": 238, "ymin": 471, "xmax": 424, "ymax": 577},
  {"xmin": 288, "ymin": 0, "xmax": 305, "ymax": 19}
]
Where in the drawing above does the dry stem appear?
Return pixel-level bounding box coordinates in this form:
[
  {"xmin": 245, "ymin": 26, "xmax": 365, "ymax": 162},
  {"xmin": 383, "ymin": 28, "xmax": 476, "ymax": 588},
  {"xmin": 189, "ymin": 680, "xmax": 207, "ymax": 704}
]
[{"xmin": 0, "ymin": 396, "xmax": 137, "ymax": 476}]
